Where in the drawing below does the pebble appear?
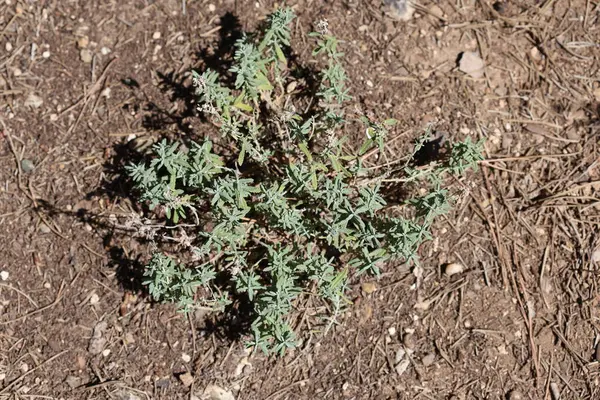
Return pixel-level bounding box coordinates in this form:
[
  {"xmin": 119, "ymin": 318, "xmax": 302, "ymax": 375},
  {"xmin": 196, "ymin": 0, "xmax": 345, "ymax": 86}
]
[
  {"xmin": 39, "ymin": 223, "xmax": 51, "ymax": 234},
  {"xmin": 90, "ymin": 293, "xmax": 100, "ymax": 305},
  {"xmin": 42, "ymin": 50, "xmax": 50, "ymax": 58},
  {"xmin": 155, "ymin": 378, "xmax": 170, "ymax": 389},
  {"xmin": 361, "ymin": 282, "xmax": 377, "ymax": 294},
  {"xmin": 508, "ymin": 390, "xmax": 523, "ymax": 400},
  {"xmin": 458, "ymin": 51, "xmax": 485, "ymax": 79},
  {"xmin": 178, "ymin": 372, "xmax": 194, "ymax": 387},
  {"xmin": 102, "ymin": 349, "xmax": 111, "ymax": 357},
  {"xmin": 403, "ymin": 333, "xmax": 416, "ymax": 349},
  {"xmin": 0, "ymin": 271, "xmax": 8, "ymax": 281},
  {"xmin": 5, "ymin": 42, "xmax": 12, "ymax": 52},
  {"xmin": 65, "ymin": 376, "xmax": 81, "ymax": 389},
  {"xmin": 388, "ymin": 326, "xmax": 397, "ymax": 336},
  {"xmin": 100, "ymin": 47, "xmax": 111, "ymax": 55},
  {"xmin": 388, "ymin": 0, "xmax": 414, "ymax": 21},
  {"xmin": 152, "ymin": 31, "xmax": 161, "ymax": 40},
  {"xmin": 80, "ymin": 49, "xmax": 93, "ymax": 63},
  {"xmin": 592, "ymin": 248, "xmax": 600, "ymax": 263},
  {"xmin": 117, "ymin": 391, "xmax": 141, "ymax": 400},
  {"xmin": 88, "ymin": 321, "xmax": 107, "ymax": 355},
  {"xmin": 77, "ymin": 36, "xmax": 89, "ymax": 48},
  {"xmin": 181, "ymin": 353, "xmax": 191, "ymax": 362},
  {"xmin": 208, "ymin": 4, "xmax": 216, "ymax": 12},
  {"xmin": 444, "ymin": 263, "xmax": 464, "ymax": 276},
  {"xmin": 202, "ymin": 384, "xmax": 235, "ymax": 400},
  {"xmin": 24, "ymin": 93, "xmax": 44, "ymax": 108},
  {"xmin": 21, "ymin": 159, "xmax": 35, "ymax": 172},
  {"xmin": 422, "ymin": 352, "xmax": 435, "ymax": 366}
]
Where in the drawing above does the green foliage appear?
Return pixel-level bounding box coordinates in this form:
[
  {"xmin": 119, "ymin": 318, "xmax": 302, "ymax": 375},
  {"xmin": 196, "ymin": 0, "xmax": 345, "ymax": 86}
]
[{"xmin": 128, "ymin": 10, "xmax": 483, "ymax": 356}]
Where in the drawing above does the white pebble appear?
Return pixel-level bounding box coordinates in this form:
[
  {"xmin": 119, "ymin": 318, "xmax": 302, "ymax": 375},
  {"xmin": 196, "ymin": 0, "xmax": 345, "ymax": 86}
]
[
  {"xmin": 181, "ymin": 353, "xmax": 191, "ymax": 362},
  {"xmin": 100, "ymin": 47, "xmax": 111, "ymax": 55},
  {"xmin": 0, "ymin": 271, "xmax": 8, "ymax": 281},
  {"xmin": 42, "ymin": 51, "xmax": 50, "ymax": 58},
  {"xmin": 387, "ymin": 326, "xmax": 397, "ymax": 336},
  {"xmin": 208, "ymin": 3, "xmax": 216, "ymax": 12},
  {"xmin": 444, "ymin": 263, "xmax": 464, "ymax": 276},
  {"xmin": 152, "ymin": 31, "xmax": 161, "ymax": 40},
  {"xmin": 44, "ymin": 282, "xmax": 51, "ymax": 289},
  {"xmin": 102, "ymin": 349, "xmax": 111, "ymax": 357},
  {"xmin": 5, "ymin": 42, "xmax": 12, "ymax": 52},
  {"xmin": 90, "ymin": 293, "xmax": 100, "ymax": 305}
]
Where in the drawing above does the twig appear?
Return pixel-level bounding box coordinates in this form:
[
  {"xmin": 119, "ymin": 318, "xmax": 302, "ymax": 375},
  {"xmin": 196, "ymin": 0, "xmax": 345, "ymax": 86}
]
[
  {"xmin": 0, "ymin": 350, "xmax": 69, "ymax": 394},
  {"xmin": 1, "ymin": 281, "xmax": 65, "ymax": 325}
]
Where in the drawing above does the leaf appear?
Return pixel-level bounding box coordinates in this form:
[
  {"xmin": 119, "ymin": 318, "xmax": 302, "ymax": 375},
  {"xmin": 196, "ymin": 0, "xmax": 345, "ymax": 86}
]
[
  {"xmin": 298, "ymin": 141, "xmax": 313, "ymax": 162},
  {"xmin": 275, "ymin": 44, "xmax": 286, "ymax": 63},
  {"xmin": 233, "ymin": 90, "xmax": 253, "ymax": 112},
  {"xmin": 359, "ymin": 139, "xmax": 373, "ymax": 155},
  {"xmin": 238, "ymin": 141, "xmax": 246, "ymax": 166},
  {"xmin": 256, "ymin": 71, "xmax": 273, "ymax": 91}
]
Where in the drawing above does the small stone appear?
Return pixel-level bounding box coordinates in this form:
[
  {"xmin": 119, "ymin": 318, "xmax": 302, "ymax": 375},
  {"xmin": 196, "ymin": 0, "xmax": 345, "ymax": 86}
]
[
  {"xmin": 178, "ymin": 372, "xmax": 194, "ymax": 387},
  {"xmin": 124, "ymin": 332, "xmax": 135, "ymax": 345},
  {"xmin": 458, "ymin": 51, "xmax": 485, "ymax": 79},
  {"xmin": 361, "ymin": 282, "xmax": 377, "ymax": 294},
  {"xmin": 65, "ymin": 376, "xmax": 81, "ymax": 389},
  {"xmin": 84, "ymin": 223, "xmax": 93, "ymax": 232},
  {"xmin": 156, "ymin": 378, "xmax": 170, "ymax": 389},
  {"xmin": 100, "ymin": 47, "xmax": 111, "ymax": 55},
  {"xmin": 444, "ymin": 263, "xmax": 464, "ymax": 276},
  {"xmin": 21, "ymin": 363, "xmax": 29, "ymax": 373},
  {"xmin": 181, "ymin": 353, "xmax": 191, "ymax": 362},
  {"xmin": 42, "ymin": 51, "xmax": 50, "ymax": 58},
  {"xmin": 50, "ymin": 113, "xmax": 59, "ymax": 122},
  {"xmin": 102, "ymin": 349, "xmax": 111, "ymax": 357},
  {"xmin": 508, "ymin": 390, "xmax": 523, "ymax": 400},
  {"xmin": 0, "ymin": 271, "xmax": 8, "ymax": 281},
  {"xmin": 24, "ymin": 94, "xmax": 43, "ymax": 108},
  {"xmin": 286, "ymin": 80, "xmax": 297, "ymax": 94},
  {"xmin": 202, "ymin": 384, "xmax": 235, "ymax": 400},
  {"xmin": 152, "ymin": 31, "xmax": 161, "ymax": 40},
  {"xmin": 88, "ymin": 321, "xmax": 107, "ymax": 355},
  {"xmin": 77, "ymin": 36, "xmax": 89, "ymax": 48},
  {"xmin": 388, "ymin": 326, "xmax": 397, "ymax": 336},
  {"xmin": 5, "ymin": 42, "xmax": 12, "ymax": 52},
  {"xmin": 422, "ymin": 352, "xmax": 435, "ymax": 366},
  {"xmin": 44, "ymin": 282, "xmax": 51, "ymax": 288},
  {"xmin": 90, "ymin": 293, "xmax": 100, "ymax": 305},
  {"xmin": 76, "ymin": 355, "xmax": 86, "ymax": 370},
  {"xmin": 387, "ymin": 0, "xmax": 414, "ymax": 21},
  {"xmin": 117, "ymin": 391, "xmax": 141, "ymax": 400},
  {"xmin": 39, "ymin": 224, "xmax": 51, "ymax": 234},
  {"xmin": 592, "ymin": 248, "xmax": 600, "ymax": 263},
  {"xmin": 403, "ymin": 333, "xmax": 416, "ymax": 349},
  {"xmin": 80, "ymin": 49, "xmax": 93, "ymax": 63},
  {"xmin": 13, "ymin": 68, "xmax": 22, "ymax": 76},
  {"xmin": 21, "ymin": 159, "xmax": 35, "ymax": 172},
  {"xmin": 208, "ymin": 3, "xmax": 216, "ymax": 12},
  {"xmin": 366, "ymin": 80, "xmax": 374, "ymax": 88},
  {"xmin": 594, "ymin": 87, "xmax": 600, "ymax": 102}
]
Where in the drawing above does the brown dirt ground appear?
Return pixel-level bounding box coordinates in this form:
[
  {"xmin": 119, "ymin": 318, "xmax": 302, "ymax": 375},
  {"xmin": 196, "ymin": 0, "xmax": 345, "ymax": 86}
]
[{"xmin": 1, "ymin": 0, "xmax": 600, "ymax": 399}]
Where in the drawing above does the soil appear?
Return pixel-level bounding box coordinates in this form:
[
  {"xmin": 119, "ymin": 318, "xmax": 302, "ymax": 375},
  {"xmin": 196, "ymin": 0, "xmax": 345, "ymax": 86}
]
[{"xmin": 1, "ymin": 0, "xmax": 600, "ymax": 399}]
